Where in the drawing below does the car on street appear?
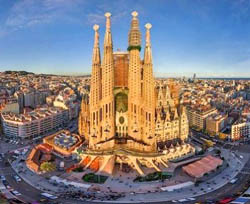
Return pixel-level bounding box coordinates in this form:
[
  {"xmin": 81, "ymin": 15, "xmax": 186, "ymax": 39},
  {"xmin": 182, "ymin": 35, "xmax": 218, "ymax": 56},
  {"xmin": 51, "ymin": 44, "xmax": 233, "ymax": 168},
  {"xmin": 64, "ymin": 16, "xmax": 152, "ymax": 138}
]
[
  {"xmin": 0, "ymin": 175, "xmax": 6, "ymax": 181},
  {"xmin": 6, "ymin": 185, "xmax": 12, "ymax": 189},
  {"xmin": 13, "ymin": 175, "xmax": 21, "ymax": 182},
  {"xmin": 187, "ymin": 197, "xmax": 196, "ymax": 201},
  {"xmin": 230, "ymin": 178, "xmax": 238, "ymax": 184},
  {"xmin": 11, "ymin": 190, "xmax": 21, "ymax": 196},
  {"xmin": 178, "ymin": 198, "xmax": 188, "ymax": 202},
  {"xmin": 41, "ymin": 193, "xmax": 58, "ymax": 200},
  {"xmin": 218, "ymin": 197, "xmax": 234, "ymax": 204}
]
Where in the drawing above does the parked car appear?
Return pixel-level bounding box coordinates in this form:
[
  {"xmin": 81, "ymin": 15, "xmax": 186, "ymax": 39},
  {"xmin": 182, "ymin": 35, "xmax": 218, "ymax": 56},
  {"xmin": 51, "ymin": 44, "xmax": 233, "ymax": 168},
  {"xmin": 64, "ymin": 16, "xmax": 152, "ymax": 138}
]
[
  {"xmin": 13, "ymin": 175, "xmax": 21, "ymax": 182},
  {"xmin": 11, "ymin": 190, "xmax": 21, "ymax": 196},
  {"xmin": 0, "ymin": 175, "xmax": 6, "ymax": 181},
  {"xmin": 230, "ymin": 178, "xmax": 238, "ymax": 184}
]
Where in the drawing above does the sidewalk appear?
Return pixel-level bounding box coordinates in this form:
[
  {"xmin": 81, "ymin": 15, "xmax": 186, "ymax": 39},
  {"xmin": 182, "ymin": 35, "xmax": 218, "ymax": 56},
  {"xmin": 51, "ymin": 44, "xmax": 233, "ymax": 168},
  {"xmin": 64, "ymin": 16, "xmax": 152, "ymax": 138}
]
[
  {"xmin": 118, "ymin": 149, "xmax": 249, "ymax": 202},
  {"xmin": 8, "ymin": 147, "xmax": 249, "ymax": 203},
  {"xmin": 11, "ymin": 157, "xmax": 62, "ymax": 194}
]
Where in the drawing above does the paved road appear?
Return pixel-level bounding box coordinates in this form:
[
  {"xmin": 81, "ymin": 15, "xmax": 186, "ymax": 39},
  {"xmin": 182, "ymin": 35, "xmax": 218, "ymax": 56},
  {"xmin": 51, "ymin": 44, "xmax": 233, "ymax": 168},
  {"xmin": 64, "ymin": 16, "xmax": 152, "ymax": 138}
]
[
  {"xmin": 0, "ymin": 157, "xmax": 43, "ymax": 203},
  {"xmin": 193, "ymin": 157, "xmax": 250, "ymax": 203},
  {"xmin": 1, "ymin": 136, "xmax": 250, "ymax": 204}
]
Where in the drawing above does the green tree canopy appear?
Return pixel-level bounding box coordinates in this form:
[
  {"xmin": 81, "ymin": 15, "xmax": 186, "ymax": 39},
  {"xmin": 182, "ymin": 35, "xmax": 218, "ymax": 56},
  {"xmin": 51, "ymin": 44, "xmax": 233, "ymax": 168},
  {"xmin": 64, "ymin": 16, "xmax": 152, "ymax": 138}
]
[{"xmin": 40, "ymin": 161, "xmax": 56, "ymax": 172}]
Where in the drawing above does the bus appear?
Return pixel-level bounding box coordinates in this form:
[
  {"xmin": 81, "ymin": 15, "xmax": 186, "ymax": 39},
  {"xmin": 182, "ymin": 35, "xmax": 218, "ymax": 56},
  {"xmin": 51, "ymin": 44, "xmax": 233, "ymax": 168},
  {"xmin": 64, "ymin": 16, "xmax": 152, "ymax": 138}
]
[{"xmin": 40, "ymin": 193, "xmax": 58, "ymax": 200}]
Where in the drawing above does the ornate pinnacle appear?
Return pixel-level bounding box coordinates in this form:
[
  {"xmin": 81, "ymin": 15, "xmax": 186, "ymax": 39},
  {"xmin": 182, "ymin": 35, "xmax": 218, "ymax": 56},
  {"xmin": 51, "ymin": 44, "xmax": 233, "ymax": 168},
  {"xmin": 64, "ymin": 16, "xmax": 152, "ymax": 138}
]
[
  {"xmin": 144, "ymin": 23, "xmax": 152, "ymax": 63},
  {"xmin": 93, "ymin": 24, "xmax": 99, "ymax": 48},
  {"xmin": 104, "ymin": 12, "xmax": 112, "ymax": 46},
  {"xmin": 93, "ymin": 24, "xmax": 99, "ymax": 31},
  {"xmin": 145, "ymin": 23, "xmax": 152, "ymax": 30},
  {"xmin": 128, "ymin": 11, "xmax": 141, "ymax": 48},
  {"xmin": 92, "ymin": 23, "xmax": 100, "ymax": 63},
  {"xmin": 105, "ymin": 12, "xmax": 111, "ymax": 18},
  {"xmin": 104, "ymin": 12, "xmax": 111, "ymax": 32},
  {"xmin": 145, "ymin": 23, "xmax": 152, "ymax": 47},
  {"xmin": 132, "ymin": 11, "xmax": 138, "ymax": 18}
]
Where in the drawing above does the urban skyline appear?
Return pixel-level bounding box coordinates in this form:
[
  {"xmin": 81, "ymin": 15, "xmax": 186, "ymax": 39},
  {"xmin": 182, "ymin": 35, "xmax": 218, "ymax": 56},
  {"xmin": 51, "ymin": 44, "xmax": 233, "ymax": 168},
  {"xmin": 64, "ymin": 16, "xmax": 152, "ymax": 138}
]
[
  {"xmin": 1, "ymin": 0, "xmax": 250, "ymax": 77},
  {"xmin": 0, "ymin": 4, "xmax": 250, "ymax": 203}
]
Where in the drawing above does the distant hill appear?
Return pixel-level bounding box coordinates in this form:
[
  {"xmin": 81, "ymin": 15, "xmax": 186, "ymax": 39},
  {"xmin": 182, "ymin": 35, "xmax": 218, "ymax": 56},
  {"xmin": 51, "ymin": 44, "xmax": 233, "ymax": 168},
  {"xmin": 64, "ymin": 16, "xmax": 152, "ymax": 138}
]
[{"xmin": 4, "ymin": 70, "xmax": 34, "ymax": 75}]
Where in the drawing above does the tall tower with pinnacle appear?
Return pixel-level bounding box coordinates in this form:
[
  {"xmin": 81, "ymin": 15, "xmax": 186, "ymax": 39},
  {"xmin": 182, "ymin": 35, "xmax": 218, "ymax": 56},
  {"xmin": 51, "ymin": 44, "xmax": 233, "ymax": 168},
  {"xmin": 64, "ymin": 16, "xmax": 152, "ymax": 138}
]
[
  {"xmin": 89, "ymin": 24, "xmax": 101, "ymax": 149},
  {"xmin": 99, "ymin": 12, "xmax": 115, "ymax": 149},
  {"xmin": 79, "ymin": 11, "xmax": 190, "ymax": 155},
  {"xmin": 77, "ymin": 11, "xmax": 194, "ymax": 176},
  {"xmin": 127, "ymin": 11, "xmax": 143, "ymax": 143},
  {"xmin": 142, "ymin": 23, "xmax": 156, "ymax": 150}
]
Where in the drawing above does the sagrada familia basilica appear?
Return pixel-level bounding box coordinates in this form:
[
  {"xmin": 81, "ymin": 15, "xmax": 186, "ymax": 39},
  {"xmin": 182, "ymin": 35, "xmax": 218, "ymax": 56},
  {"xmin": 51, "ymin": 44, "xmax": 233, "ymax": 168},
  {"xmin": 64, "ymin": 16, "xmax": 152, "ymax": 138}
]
[{"xmin": 78, "ymin": 12, "xmax": 194, "ymax": 175}]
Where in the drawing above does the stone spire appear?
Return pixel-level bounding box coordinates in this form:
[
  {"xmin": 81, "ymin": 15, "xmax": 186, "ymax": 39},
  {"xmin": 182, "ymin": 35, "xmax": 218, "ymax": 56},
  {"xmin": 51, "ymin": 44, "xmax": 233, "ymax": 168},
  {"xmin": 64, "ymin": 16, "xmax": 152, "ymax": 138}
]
[
  {"xmin": 128, "ymin": 11, "xmax": 141, "ymax": 47},
  {"xmin": 88, "ymin": 24, "xmax": 102, "ymax": 149},
  {"xmin": 144, "ymin": 23, "xmax": 152, "ymax": 64},
  {"xmin": 142, "ymin": 23, "xmax": 156, "ymax": 151},
  {"xmin": 98, "ymin": 12, "xmax": 115, "ymax": 149},
  {"xmin": 128, "ymin": 11, "xmax": 143, "ymax": 145},
  {"xmin": 92, "ymin": 24, "xmax": 101, "ymax": 64},
  {"xmin": 104, "ymin": 12, "xmax": 112, "ymax": 48},
  {"xmin": 102, "ymin": 12, "xmax": 114, "ymax": 99},
  {"xmin": 90, "ymin": 24, "xmax": 101, "ymax": 107}
]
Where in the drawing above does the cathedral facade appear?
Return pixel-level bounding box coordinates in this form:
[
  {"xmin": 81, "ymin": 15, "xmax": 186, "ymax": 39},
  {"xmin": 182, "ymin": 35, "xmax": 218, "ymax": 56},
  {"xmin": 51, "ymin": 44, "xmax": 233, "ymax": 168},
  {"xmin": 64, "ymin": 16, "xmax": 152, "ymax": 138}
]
[{"xmin": 78, "ymin": 12, "xmax": 193, "ymax": 175}]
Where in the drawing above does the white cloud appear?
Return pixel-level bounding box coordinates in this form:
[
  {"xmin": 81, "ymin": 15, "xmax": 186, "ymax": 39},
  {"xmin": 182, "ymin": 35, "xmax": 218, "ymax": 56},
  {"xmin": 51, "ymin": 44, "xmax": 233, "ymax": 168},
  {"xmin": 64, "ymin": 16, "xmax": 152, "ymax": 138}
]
[
  {"xmin": 1, "ymin": 0, "xmax": 143, "ymax": 36},
  {"xmin": 87, "ymin": 13, "xmax": 105, "ymax": 25},
  {"xmin": 2, "ymin": 0, "xmax": 85, "ymax": 34},
  {"xmin": 86, "ymin": 0, "xmax": 141, "ymax": 25}
]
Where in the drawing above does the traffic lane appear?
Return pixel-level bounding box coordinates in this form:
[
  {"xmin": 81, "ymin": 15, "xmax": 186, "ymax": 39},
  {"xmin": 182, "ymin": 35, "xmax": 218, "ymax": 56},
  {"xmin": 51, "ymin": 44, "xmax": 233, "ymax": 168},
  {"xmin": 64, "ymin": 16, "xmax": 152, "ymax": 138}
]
[
  {"xmin": 195, "ymin": 172, "xmax": 250, "ymax": 202},
  {"xmin": 4, "ymin": 170, "xmax": 42, "ymax": 203},
  {"xmin": 0, "ymin": 159, "xmax": 43, "ymax": 203},
  {"xmin": 60, "ymin": 161, "xmax": 250, "ymax": 204},
  {"xmin": 2, "ymin": 146, "xmax": 249, "ymax": 204}
]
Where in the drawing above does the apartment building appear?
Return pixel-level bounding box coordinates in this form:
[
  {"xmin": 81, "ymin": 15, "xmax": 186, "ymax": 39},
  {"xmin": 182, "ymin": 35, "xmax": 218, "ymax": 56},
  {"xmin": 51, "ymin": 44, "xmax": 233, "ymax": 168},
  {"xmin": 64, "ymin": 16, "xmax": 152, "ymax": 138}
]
[
  {"xmin": 206, "ymin": 113, "xmax": 227, "ymax": 136},
  {"xmin": 1, "ymin": 107, "xmax": 68, "ymax": 138},
  {"xmin": 187, "ymin": 106, "xmax": 217, "ymax": 130},
  {"xmin": 231, "ymin": 118, "xmax": 250, "ymax": 141}
]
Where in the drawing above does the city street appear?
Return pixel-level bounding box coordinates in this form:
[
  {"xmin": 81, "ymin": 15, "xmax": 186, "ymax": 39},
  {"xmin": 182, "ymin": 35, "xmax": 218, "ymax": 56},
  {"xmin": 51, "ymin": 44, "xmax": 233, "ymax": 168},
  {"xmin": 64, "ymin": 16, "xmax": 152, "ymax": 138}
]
[
  {"xmin": 1, "ymin": 130, "xmax": 250, "ymax": 204},
  {"xmin": 2, "ymin": 141, "xmax": 249, "ymax": 203}
]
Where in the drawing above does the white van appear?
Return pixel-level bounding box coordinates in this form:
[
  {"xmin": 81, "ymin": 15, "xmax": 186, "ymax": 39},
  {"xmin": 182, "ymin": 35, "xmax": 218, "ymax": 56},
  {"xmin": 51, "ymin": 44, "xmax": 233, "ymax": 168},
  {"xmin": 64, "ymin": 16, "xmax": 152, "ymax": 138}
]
[{"xmin": 230, "ymin": 178, "xmax": 238, "ymax": 184}]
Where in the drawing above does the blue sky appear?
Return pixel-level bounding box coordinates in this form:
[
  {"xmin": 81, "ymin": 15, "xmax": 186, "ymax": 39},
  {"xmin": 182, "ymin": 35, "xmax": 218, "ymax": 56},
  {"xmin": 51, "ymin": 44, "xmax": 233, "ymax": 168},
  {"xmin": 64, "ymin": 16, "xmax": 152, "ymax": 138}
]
[{"xmin": 0, "ymin": 0, "xmax": 250, "ymax": 77}]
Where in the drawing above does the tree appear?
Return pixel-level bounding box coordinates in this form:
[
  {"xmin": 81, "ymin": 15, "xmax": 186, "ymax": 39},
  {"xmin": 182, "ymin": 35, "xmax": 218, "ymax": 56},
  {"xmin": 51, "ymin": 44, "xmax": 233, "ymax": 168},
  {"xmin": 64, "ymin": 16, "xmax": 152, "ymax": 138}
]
[{"xmin": 40, "ymin": 162, "xmax": 56, "ymax": 172}]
